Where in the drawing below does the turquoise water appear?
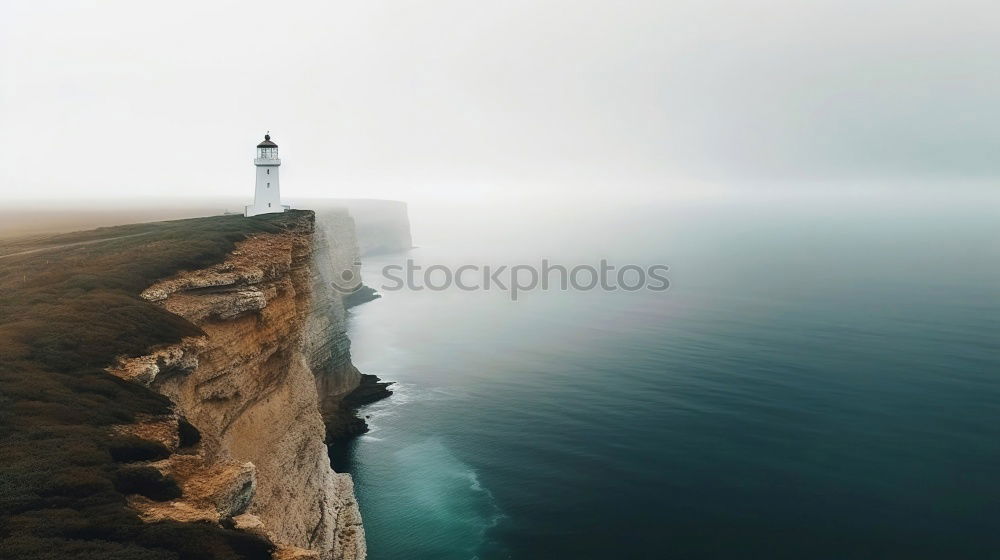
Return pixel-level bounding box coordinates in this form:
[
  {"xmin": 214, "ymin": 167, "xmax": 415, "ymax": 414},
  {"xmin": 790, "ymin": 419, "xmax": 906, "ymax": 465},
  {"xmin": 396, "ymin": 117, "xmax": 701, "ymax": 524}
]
[{"xmin": 332, "ymin": 192, "xmax": 1000, "ymax": 559}]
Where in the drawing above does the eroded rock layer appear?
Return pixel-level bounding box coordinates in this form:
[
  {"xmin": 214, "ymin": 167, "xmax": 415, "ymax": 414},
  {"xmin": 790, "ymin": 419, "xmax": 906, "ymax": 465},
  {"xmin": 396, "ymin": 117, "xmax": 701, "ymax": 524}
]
[{"xmin": 108, "ymin": 211, "xmax": 366, "ymax": 560}]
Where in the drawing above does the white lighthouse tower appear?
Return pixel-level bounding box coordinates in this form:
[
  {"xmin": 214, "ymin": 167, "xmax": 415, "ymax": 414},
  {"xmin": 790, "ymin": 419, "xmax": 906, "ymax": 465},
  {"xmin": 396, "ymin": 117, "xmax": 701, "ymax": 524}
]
[{"xmin": 245, "ymin": 133, "xmax": 289, "ymax": 217}]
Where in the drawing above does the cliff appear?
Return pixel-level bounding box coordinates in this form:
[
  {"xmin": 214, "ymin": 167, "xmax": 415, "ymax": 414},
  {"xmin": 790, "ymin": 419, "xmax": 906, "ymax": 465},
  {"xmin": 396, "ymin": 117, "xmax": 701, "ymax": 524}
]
[
  {"xmin": 0, "ymin": 204, "xmax": 408, "ymax": 559},
  {"xmin": 107, "ymin": 211, "xmax": 367, "ymax": 559},
  {"xmin": 309, "ymin": 200, "xmax": 413, "ymax": 256},
  {"xmin": 309, "ymin": 210, "xmax": 366, "ymax": 429}
]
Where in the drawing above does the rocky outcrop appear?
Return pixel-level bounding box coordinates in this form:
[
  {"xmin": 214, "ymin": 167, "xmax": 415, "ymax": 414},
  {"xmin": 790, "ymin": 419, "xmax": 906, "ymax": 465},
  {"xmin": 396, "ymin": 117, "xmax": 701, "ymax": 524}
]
[
  {"xmin": 308, "ymin": 210, "xmax": 363, "ymax": 411},
  {"xmin": 107, "ymin": 211, "xmax": 367, "ymax": 560},
  {"xmin": 308, "ymin": 209, "xmax": 390, "ymax": 438},
  {"xmin": 326, "ymin": 375, "xmax": 395, "ymax": 441}
]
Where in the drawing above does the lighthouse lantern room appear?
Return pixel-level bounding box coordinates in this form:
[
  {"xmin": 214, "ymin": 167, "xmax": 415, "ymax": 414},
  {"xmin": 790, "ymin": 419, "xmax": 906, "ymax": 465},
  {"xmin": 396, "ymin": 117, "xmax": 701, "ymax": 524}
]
[{"xmin": 245, "ymin": 133, "xmax": 290, "ymax": 217}]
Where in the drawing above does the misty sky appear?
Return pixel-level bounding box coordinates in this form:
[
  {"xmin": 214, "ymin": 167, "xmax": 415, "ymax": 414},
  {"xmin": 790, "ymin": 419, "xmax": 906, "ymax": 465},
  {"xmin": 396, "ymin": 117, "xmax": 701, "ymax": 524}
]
[{"xmin": 2, "ymin": 0, "xmax": 998, "ymax": 202}]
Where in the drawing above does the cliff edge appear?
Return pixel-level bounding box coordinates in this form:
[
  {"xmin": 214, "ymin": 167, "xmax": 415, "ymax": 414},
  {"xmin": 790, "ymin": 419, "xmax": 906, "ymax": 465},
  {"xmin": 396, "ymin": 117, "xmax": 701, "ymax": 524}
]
[
  {"xmin": 107, "ymin": 211, "xmax": 367, "ymax": 559},
  {"xmin": 0, "ymin": 207, "xmax": 393, "ymax": 560}
]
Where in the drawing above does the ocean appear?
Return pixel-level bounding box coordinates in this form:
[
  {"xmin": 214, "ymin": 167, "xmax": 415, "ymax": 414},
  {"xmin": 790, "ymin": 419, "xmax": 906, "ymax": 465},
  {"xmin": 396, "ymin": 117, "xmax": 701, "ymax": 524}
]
[{"xmin": 331, "ymin": 190, "xmax": 1000, "ymax": 559}]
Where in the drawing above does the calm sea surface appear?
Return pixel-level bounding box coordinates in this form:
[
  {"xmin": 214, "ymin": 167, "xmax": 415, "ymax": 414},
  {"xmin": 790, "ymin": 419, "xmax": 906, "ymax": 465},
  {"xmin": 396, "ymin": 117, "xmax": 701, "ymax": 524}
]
[{"xmin": 331, "ymin": 191, "xmax": 1000, "ymax": 559}]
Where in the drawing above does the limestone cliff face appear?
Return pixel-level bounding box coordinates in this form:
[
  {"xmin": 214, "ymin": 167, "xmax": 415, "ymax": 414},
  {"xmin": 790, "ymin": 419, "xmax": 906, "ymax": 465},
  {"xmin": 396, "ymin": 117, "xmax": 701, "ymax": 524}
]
[
  {"xmin": 308, "ymin": 210, "xmax": 364, "ymax": 419},
  {"xmin": 108, "ymin": 211, "xmax": 366, "ymax": 560}
]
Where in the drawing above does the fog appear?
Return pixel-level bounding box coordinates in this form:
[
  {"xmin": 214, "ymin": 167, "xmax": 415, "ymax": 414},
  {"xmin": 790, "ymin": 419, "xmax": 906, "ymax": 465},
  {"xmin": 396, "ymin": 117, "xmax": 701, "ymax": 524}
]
[{"xmin": 2, "ymin": 0, "xmax": 998, "ymax": 206}]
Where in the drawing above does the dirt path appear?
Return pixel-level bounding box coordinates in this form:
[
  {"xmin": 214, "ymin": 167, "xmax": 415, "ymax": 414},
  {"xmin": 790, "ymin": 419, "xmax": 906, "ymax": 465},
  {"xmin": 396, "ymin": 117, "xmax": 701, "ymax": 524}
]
[{"xmin": 0, "ymin": 231, "xmax": 151, "ymax": 260}]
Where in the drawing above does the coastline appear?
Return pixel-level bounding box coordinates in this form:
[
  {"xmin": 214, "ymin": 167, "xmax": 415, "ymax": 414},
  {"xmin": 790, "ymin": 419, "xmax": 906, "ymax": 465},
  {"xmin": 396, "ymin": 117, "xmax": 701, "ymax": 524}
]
[
  {"xmin": 0, "ymin": 204, "xmax": 414, "ymax": 560},
  {"xmin": 325, "ymin": 374, "xmax": 395, "ymax": 442}
]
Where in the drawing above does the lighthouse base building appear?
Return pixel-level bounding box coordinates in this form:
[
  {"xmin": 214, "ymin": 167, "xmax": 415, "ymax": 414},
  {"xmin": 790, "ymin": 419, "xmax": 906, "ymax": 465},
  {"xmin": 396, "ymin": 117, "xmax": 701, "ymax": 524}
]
[{"xmin": 245, "ymin": 133, "xmax": 290, "ymax": 217}]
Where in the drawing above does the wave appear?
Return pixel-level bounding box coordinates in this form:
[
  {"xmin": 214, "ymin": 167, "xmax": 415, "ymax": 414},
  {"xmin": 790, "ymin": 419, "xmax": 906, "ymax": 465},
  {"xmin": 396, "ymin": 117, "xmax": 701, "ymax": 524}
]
[{"xmin": 374, "ymin": 437, "xmax": 507, "ymax": 559}]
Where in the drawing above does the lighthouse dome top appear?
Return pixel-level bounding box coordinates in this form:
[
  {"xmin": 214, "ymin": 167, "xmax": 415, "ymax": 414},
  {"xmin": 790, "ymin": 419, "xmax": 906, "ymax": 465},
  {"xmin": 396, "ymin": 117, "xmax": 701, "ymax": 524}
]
[{"xmin": 257, "ymin": 133, "xmax": 277, "ymax": 148}]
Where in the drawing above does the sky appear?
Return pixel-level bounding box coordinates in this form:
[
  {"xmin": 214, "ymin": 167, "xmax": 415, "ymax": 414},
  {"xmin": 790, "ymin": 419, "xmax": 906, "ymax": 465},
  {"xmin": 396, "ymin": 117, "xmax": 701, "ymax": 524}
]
[{"xmin": 1, "ymin": 0, "xmax": 998, "ymax": 202}]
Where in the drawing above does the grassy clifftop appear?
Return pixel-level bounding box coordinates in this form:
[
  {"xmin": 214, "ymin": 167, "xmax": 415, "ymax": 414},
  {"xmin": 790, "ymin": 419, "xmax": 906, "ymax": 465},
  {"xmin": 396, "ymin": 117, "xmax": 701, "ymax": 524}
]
[{"xmin": 0, "ymin": 210, "xmax": 312, "ymax": 560}]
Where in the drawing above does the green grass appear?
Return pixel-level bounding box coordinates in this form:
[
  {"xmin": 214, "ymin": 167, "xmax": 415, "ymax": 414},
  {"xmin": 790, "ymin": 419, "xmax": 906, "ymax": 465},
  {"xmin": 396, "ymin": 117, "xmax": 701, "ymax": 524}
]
[{"xmin": 0, "ymin": 210, "xmax": 313, "ymax": 559}]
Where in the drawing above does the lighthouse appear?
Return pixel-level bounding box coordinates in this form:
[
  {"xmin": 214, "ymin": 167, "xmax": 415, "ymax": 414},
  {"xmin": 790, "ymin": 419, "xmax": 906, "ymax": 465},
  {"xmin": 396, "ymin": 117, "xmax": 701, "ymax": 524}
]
[{"xmin": 245, "ymin": 133, "xmax": 290, "ymax": 217}]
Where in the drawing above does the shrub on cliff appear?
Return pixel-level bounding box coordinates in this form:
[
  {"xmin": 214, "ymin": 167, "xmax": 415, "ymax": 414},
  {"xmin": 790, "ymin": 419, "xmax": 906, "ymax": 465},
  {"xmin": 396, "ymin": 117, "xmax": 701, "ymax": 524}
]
[
  {"xmin": 113, "ymin": 466, "xmax": 182, "ymax": 501},
  {"xmin": 109, "ymin": 437, "xmax": 173, "ymax": 463}
]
